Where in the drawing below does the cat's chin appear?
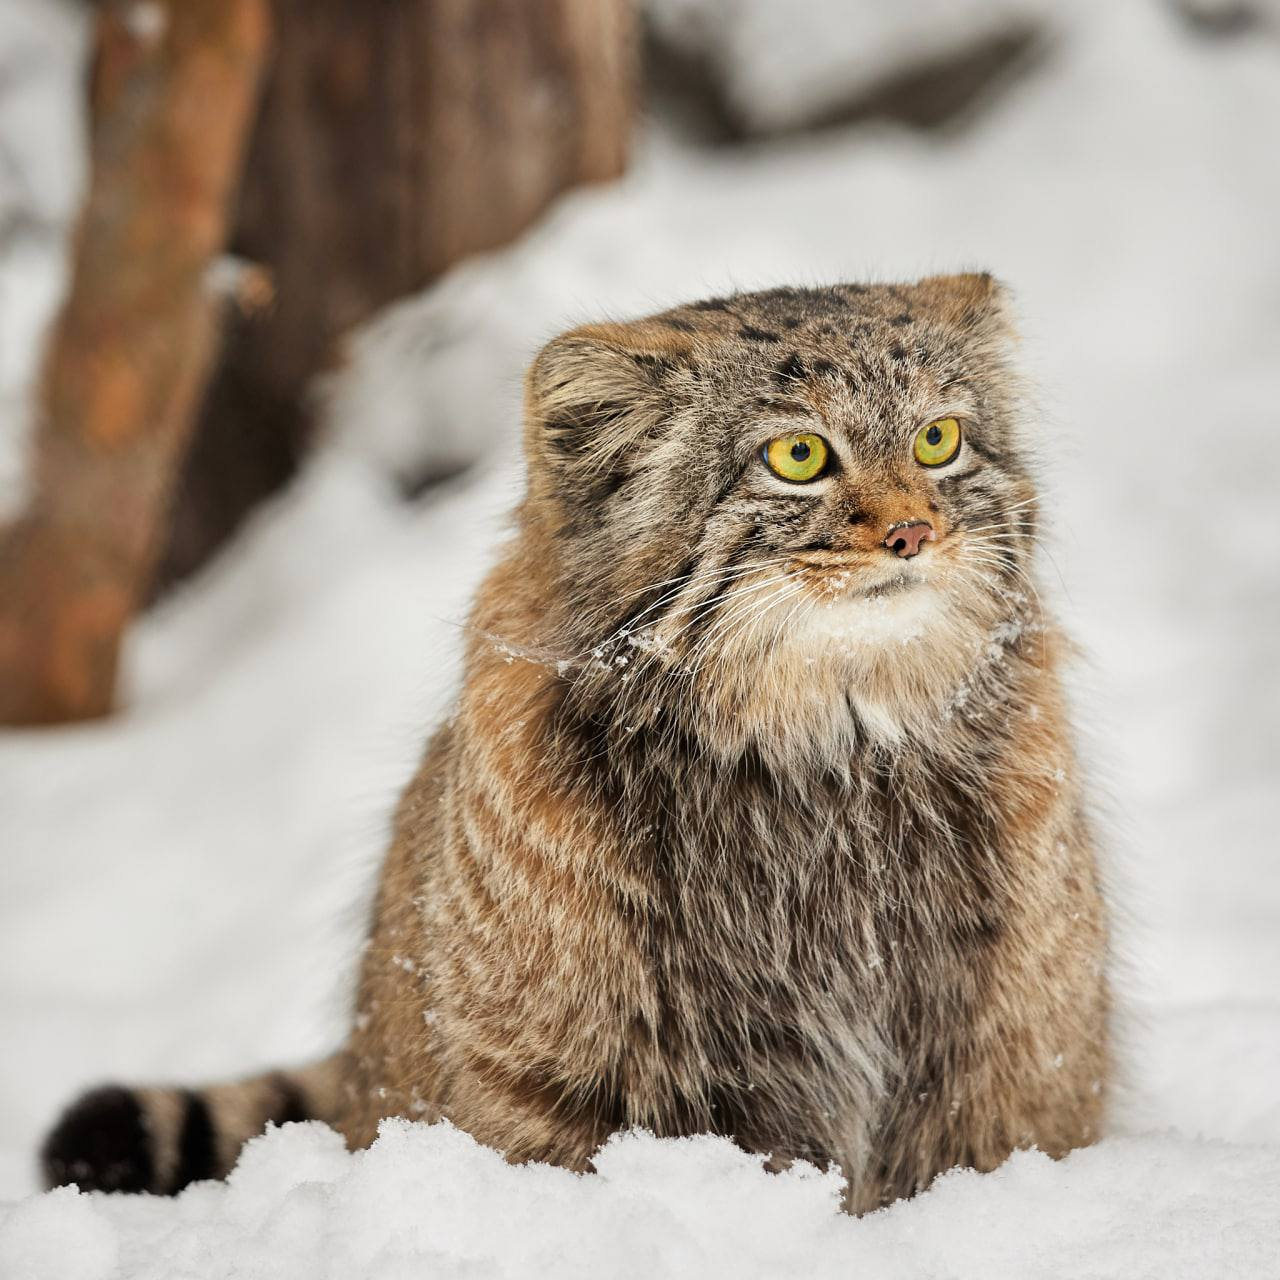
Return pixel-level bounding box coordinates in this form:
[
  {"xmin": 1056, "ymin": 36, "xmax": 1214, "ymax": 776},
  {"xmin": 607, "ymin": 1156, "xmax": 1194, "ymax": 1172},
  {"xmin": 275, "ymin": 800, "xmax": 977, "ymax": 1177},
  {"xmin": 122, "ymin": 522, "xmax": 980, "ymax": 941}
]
[
  {"xmin": 690, "ymin": 578, "xmax": 1011, "ymax": 763},
  {"xmin": 775, "ymin": 575, "xmax": 982, "ymax": 749},
  {"xmin": 798, "ymin": 569, "xmax": 943, "ymax": 650}
]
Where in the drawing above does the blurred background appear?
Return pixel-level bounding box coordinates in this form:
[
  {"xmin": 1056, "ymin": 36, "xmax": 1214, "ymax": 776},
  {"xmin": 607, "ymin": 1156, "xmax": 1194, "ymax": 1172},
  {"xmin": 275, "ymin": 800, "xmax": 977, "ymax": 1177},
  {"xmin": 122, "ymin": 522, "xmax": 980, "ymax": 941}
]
[{"xmin": 1, "ymin": 0, "xmax": 1277, "ymax": 1200}]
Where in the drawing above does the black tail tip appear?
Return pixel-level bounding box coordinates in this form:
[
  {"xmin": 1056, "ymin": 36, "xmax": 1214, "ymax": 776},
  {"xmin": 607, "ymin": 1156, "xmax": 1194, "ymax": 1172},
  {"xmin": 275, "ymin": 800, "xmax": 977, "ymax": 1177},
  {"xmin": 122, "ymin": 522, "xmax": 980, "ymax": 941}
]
[{"xmin": 41, "ymin": 1085, "xmax": 154, "ymax": 1193}]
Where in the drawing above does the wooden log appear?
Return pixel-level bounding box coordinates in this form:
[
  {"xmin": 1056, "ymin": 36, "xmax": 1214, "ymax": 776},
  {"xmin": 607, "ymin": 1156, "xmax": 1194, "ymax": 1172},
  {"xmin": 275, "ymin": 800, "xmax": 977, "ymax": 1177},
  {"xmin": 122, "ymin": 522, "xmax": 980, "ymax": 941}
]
[
  {"xmin": 0, "ymin": 0, "xmax": 271, "ymax": 724},
  {"xmin": 158, "ymin": 0, "xmax": 637, "ymax": 586}
]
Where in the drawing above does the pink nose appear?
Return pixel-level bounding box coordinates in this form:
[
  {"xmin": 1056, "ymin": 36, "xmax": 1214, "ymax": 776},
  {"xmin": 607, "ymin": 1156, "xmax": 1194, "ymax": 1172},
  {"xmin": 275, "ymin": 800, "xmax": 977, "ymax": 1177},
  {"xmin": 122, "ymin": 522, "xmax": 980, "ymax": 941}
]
[{"xmin": 884, "ymin": 521, "xmax": 935, "ymax": 559}]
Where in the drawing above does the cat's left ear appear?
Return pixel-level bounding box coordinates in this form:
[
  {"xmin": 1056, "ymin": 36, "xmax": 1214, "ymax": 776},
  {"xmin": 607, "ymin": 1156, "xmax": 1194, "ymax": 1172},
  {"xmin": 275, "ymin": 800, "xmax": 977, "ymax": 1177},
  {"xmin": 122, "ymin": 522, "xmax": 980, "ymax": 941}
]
[
  {"xmin": 913, "ymin": 272, "xmax": 1018, "ymax": 341},
  {"xmin": 524, "ymin": 321, "xmax": 688, "ymax": 495}
]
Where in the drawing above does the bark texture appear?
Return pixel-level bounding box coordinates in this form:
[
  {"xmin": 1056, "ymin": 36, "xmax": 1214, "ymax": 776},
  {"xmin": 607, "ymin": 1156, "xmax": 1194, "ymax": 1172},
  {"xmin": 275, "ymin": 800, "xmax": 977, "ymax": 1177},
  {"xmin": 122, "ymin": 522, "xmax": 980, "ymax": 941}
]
[
  {"xmin": 0, "ymin": 0, "xmax": 270, "ymax": 724},
  {"xmin": 159, "ymin": 0, "xmax": 637, "ymax": 585}
]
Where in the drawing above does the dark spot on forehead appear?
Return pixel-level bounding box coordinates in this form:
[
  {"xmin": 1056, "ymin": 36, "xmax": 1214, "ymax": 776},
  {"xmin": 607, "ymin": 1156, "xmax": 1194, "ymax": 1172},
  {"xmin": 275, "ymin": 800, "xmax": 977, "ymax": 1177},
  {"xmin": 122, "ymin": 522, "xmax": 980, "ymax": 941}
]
[
  {"xmin": 739, "ymin": 325, "xmax": 782, "ymax": 343},
  {"xmin": 782, "ymin": 316, "xmax": 801, "ymax": 329},
  {"xmin": 775, "ymin": 353, "xmax": 808, "ymax": 385},
  {"xmin": 810, "ymin": 358, "xmax": 840, "ymax": 379},
  {"xmin": 758, "ymin": 287, "xmax": 857, "ymax": 322},
  {"xmin": 891, "ymin": 312, "xmax": 913, "ymax": 327},
  {"xmin": 890, "ymin": 343, "xmax": 908, "ymax": 362}
]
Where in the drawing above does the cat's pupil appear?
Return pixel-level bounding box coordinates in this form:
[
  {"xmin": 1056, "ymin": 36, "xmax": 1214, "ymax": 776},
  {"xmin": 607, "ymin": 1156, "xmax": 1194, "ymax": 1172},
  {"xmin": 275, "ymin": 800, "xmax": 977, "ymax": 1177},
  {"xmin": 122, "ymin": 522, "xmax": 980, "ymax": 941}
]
[
  {"xmin": 926, "ymin": 425, "xmax": 942, "ymax": 446},
  {"xmin": 790, "ymin": 441, "xmax": 811, "ymax": 462}
]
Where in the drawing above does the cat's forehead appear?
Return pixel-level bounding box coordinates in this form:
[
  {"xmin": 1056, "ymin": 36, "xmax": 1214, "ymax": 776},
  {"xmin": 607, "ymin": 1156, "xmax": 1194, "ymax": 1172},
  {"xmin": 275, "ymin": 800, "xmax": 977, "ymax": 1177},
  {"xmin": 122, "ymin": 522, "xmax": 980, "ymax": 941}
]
[
  {"xmin": 664, "ymin": 282, "xmax": 971, "ymax": 340},
  {"xmin": 667, "ymin": 282, "xmax": 923, "ymax": 334},
  {"xmin": 529, "ymin": 275, "xmax": 1012, "ymax": 477},
  {"xmin": 653, "ymin": 284, "xmax": 981, "ymax": 435}
]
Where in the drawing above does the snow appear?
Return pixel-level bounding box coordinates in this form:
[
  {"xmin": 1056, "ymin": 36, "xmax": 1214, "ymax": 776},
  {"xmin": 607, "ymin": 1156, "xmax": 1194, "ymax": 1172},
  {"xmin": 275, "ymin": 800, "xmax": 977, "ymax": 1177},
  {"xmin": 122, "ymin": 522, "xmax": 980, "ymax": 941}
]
[
  {"xmin": 2, "ymin": 0, "xmax": 1280, "ymax": 1274},
  {"xmin": 2, "ymin": 1121, "xmax": 1278, "ymax": 1280}
]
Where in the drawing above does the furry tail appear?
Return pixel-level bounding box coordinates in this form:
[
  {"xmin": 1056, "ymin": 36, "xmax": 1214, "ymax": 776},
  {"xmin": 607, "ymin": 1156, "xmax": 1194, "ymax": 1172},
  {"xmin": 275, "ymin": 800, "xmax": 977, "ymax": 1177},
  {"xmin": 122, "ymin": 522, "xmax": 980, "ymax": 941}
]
[{"xmin": 41, "ymin": 1054, "xmax": 346, "ymax": 1194}]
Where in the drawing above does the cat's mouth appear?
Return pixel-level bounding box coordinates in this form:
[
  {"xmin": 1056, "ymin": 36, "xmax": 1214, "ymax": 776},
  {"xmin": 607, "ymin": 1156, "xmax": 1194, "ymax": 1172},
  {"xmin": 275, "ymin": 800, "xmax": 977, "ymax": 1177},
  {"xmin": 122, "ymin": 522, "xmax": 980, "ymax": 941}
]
[
  {"xmin": 788, "ymin": 555, "xmax": 928, "ymax": 604},
  {"xmin": 852, "ymin": 573, "xmax": 916, "ymax": 600}
]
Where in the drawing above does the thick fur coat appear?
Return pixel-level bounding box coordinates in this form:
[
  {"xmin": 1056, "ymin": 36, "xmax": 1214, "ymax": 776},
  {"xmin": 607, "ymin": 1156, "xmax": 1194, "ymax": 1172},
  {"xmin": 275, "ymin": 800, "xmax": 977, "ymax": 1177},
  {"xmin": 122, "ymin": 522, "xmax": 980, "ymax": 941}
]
[{"xmin": 44, "ymin": 276, "xmax": 1111, "ymax": 1213}]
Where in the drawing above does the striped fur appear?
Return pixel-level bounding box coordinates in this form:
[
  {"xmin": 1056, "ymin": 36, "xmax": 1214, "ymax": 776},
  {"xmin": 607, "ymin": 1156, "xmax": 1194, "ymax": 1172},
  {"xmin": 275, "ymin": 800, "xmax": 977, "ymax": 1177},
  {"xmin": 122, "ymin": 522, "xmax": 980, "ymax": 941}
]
[
  {"xmin": 44, "ymin": 276, "xmax": 1111, "ymax": 1211},
  {"xmin": 42, "ymin": 1060, "xmax": 341, "ymax": 1195}
]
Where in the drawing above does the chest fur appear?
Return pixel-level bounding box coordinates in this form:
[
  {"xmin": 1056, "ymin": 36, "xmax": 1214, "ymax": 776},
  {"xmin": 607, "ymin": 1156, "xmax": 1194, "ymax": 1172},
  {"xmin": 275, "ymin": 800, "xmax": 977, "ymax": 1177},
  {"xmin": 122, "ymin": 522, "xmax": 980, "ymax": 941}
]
[{"xmin": 596, "ymin": 742, "xmax": 1025, "ymax": 1150}]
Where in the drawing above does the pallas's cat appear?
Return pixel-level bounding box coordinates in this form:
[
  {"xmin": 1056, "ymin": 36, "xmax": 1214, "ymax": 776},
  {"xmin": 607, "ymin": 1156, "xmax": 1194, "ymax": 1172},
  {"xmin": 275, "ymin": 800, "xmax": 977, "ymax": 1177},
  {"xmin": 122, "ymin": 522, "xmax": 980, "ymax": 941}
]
[{"xmin": 44, "ymin": 275, "xmax": 1110, "ymax": 1213}]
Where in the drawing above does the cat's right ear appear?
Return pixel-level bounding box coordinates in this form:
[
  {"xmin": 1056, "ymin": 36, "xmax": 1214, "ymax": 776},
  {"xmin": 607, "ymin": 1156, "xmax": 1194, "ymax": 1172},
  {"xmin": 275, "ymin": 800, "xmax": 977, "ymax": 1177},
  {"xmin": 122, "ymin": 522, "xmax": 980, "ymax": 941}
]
[
  {"xmin": 524, "ymin": 322, "xmax": 689, "ymax": 497},
  {"xmin": 914, "ymin": 272, "xmax": 1018, "ymax": 343}
]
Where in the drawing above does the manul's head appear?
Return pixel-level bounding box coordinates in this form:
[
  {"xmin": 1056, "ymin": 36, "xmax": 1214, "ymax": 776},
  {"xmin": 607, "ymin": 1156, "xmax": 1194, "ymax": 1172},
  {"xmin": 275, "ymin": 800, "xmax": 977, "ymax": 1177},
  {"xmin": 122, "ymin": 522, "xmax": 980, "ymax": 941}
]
[{"xmin": 520, "ymin": 276, "xmax": 1043, "ymax": 764}]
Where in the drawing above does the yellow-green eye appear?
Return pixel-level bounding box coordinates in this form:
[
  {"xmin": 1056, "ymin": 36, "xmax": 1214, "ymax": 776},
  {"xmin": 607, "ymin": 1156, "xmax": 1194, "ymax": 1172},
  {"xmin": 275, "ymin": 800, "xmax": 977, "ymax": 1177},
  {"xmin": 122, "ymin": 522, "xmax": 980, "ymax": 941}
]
[
  {"xmin": 763, "ymin": 432, "xmax": 829, "ymax": 483},
  {"xmin": 913, "ymin": 417, "xmax": 962, "ymax": 467}
]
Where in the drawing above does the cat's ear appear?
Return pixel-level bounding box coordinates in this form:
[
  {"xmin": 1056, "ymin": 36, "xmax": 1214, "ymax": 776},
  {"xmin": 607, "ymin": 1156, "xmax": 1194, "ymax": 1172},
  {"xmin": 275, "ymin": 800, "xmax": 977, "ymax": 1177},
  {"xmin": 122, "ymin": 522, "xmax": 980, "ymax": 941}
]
[
  {"xmin": 914, "ymin": 272, "xmax": 1018, "ymax": 340},
  {"xmin": 524, "ymin": 321, "xmax": 687, "ymax": 492}
]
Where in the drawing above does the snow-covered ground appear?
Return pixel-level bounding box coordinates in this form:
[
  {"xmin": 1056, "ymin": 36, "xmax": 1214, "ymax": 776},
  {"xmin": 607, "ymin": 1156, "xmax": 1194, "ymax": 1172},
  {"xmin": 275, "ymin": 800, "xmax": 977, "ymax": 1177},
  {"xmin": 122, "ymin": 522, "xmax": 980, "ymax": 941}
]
[{"xmin": 2, "ymin": 1, "xmax": 1279, "ymax": 1275}]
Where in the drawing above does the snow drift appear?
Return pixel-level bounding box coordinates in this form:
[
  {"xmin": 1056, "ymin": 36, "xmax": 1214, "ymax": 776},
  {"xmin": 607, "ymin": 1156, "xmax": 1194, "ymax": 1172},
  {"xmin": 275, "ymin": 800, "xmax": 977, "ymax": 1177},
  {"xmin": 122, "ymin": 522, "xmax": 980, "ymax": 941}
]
[{"xmin": 3, "ymin": 1120, "xmax": 1278, "ymax": 1280}]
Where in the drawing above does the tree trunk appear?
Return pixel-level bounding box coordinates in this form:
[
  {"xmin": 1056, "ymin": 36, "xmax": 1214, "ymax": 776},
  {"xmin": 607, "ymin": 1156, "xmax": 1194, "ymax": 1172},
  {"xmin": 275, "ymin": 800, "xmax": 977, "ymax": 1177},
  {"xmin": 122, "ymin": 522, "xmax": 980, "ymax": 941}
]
[
  {"xmin": 0, "ymin": 0, "xmax": 270, "ymax": 725},
  {"xmin": 158, "ymin": 0, "xmax": 637, "ymax": 587}
]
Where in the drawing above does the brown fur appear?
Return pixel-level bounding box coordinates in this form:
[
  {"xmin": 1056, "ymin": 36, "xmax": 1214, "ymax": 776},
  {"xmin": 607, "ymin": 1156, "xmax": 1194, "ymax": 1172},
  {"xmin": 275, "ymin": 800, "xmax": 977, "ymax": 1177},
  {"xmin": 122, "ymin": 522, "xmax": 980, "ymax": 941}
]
[{"xmin": 44, "ymin": 276, "xmax": 1111, "ymax": 1212}]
